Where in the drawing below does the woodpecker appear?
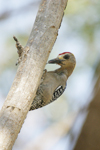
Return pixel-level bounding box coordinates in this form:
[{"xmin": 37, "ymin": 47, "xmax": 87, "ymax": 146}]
[{"xmin": 29, "ymin": 52, "xmax": 76, "ymax": 111}]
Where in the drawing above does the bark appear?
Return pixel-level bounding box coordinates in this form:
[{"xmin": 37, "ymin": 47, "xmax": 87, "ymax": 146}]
[{"xmin": 0, "ymin": 0, "xmax": 68, "ymax": 150}]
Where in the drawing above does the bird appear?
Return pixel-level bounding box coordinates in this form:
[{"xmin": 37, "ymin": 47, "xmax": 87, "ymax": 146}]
[{"xmin": 29, "ymin": 52, "xmax": 76, "ymax": 111}]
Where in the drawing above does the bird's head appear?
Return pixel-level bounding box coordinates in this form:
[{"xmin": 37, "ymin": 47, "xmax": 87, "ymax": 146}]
[
  {"xmin": 48, "ymin": 52, "xmax": 76, "ymax": 76},
  {"xmin": 48, "ymin": 52, "xmax": 76, "ymax": 68}
]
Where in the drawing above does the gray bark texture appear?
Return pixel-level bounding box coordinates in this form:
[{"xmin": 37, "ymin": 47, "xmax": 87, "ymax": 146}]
[{"xmin": 0, "ymin": 0, "xmax": 68, "ymax": 150}]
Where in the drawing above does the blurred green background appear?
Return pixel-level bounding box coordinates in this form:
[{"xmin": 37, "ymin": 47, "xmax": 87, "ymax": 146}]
[{"xmin": 0, "ymin": 0, "xmax": 100, "ymax": 150}]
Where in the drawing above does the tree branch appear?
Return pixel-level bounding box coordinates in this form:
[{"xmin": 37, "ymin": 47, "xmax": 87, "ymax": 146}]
[{"xmin": 0, "ymin": 0, "xmax": 68, "ymax": 149}]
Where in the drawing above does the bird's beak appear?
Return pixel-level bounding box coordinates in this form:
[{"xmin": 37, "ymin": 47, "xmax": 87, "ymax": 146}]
[{"xmin": 48, "ymin": 58, "xmax": 64, "ymax": 64}]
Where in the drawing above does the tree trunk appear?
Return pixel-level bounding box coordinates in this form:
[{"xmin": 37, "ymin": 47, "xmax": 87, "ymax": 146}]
[
  {"xmin": 0, "ymin": 0, "xmax": 68, "ymax": 150},
  {"xmin": 74, "ymin": 71, "xmax": 100, "ymax": 150}
]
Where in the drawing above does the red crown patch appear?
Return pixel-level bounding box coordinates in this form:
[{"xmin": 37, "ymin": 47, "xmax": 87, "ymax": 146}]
[{"xmin": 59, "ymin": 52, "xmax": 71, "ymax": 55}]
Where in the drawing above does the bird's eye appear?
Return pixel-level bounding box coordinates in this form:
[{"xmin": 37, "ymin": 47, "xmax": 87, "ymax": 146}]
[{"xmin": 63, "ymin": 54, "xmax": 70, "ymax": 59}]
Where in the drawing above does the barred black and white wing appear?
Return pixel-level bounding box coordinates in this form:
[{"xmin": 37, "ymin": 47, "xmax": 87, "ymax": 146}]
[{"xmin": 50, "ymin": 85, "xmax": 66, "ymax": 103}]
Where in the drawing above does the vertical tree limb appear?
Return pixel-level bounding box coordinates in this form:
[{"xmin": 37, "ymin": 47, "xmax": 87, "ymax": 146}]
[
  {"xmin": 74, "ymin": 63, "xmax": 100, "ymax": 150},
  {"xmin": 0, "ymin": 0, "xmax": 68, "ymax": 150}
]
